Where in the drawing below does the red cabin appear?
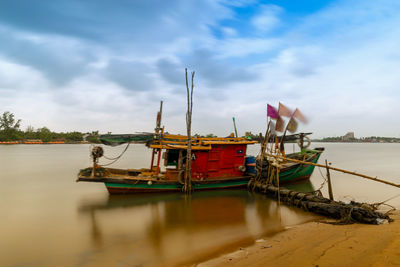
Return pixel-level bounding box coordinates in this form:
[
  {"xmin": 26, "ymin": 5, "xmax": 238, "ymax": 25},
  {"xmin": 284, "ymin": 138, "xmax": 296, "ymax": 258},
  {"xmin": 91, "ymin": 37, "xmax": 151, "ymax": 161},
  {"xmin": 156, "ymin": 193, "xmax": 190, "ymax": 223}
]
[
  {"xmin": 155, "ymin": 135, "xmax": 256, "ymax": 182},
  {"xmin": 191, "ymin": 144, "xmax": 247, "ymax": 180}
]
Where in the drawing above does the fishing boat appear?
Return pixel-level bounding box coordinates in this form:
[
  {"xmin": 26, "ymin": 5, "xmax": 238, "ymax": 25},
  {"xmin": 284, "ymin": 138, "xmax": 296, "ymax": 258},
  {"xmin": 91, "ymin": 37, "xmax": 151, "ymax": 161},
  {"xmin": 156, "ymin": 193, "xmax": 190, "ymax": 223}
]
[
  {"xmin": 77, "ymin": 104, "xmax": 323, "ymax": 194},
  {"xmin": 78, "ymin": 133, "xmax": 257, "ymax": 194}
]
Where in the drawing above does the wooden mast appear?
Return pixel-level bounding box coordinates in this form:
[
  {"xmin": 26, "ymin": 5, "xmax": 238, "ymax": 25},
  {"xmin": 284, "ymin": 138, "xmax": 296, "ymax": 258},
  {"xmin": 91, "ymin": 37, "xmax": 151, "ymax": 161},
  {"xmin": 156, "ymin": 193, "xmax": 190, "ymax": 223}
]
[
  {"xmin": 232, "ymin": 117, "xmax": 238, "ymax": 138},
  {"xmin": 151, "ymin": 101, "xmax": 163, "ymax": 175}
]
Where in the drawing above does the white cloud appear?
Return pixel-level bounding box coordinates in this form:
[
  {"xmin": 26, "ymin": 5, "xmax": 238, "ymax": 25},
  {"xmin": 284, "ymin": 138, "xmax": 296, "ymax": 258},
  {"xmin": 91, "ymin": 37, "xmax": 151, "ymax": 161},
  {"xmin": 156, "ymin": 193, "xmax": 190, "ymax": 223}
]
[
  {"xmin": 221, "ymin": 27, "xmax": 237, "ymax": 37},
  {"xmin": 251, "ymin": 4, "xmax": 282, "ymax": 33},
  {"xmin": 1, "ymin": 0, "xmax": 400, "ymax": 138},
  {"xmin": 216, "ymin": 37, "xmax": 279, "ymax": 58}
]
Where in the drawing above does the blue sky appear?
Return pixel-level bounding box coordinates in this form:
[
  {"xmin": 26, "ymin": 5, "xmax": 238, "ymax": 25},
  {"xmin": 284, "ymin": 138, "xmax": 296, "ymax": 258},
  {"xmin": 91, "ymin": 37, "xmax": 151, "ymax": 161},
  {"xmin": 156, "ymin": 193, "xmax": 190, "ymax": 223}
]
[{"xmin": 0, "ymin": 0, "xmax": 400, "ymax": 138}]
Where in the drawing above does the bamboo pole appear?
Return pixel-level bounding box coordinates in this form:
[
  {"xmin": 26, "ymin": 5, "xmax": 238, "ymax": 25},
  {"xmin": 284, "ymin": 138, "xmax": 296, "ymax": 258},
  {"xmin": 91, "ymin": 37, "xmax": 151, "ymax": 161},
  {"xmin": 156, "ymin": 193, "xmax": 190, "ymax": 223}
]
[
  {"xmin": 151, "ymin": 101, "xmax": 163, "ymax": 172},
  {"xmin": 276, "ymin": 165, "xmax": 280, "ymax": 204},
  {"xmin": 257, "ymin": 121, "xmax": 272, "ymax": 184},
  {"xmin": 150, "ymin": 148, "xmax": 155, "ymax": 170},
  {"xmin": 279, "ymin": 127, "xmax": 288, "ymax": 155},
  {"xmin": 91, "ymin": 160, "xmax": 96, "ymax": 177},
  {"xmin": 184, "ymin": 68, "xmax": 195, "ymax": 193},
  {"xmin": 325, "ymin": 159, "xmax": 334, "ymax": 201},
  {"xmin": 155, "ymin": 149, "xmax": 162, "ymax": 176},
  {"xmin": 266, "ymin": 153, "xmax": 400, "ymax": 189},
  {"xmin": 261, "ymin": 119, "xmax": 271, "ymax": 160},
  {"xmin": 155, "ymin": 101, "xmax": 163, "ymax": 176}
]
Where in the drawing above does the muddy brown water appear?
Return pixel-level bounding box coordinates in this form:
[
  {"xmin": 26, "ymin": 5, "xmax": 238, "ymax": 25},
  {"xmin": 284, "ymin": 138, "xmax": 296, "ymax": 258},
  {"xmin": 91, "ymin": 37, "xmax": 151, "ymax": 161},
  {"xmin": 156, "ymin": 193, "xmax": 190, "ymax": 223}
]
[{"xmin": 1, "ymin": 143, "xmax": 399, "ymax": 266}]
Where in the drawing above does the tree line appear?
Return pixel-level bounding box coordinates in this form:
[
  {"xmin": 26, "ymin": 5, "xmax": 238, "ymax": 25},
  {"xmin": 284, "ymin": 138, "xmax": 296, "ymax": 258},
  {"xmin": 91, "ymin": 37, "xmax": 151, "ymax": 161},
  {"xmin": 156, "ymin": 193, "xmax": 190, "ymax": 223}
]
[
  {"xmin": 0, "ymin": 111, "xmax": 100, "ymax": 143},
  {"xmin": 0, "ymin": 111, "xmax": 261, "ymax": 143}
]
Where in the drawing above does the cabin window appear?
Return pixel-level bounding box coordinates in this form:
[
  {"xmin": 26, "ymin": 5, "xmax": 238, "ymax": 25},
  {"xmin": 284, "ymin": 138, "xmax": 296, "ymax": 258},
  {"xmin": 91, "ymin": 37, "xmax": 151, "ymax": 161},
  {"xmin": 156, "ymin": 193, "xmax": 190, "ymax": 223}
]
[{"xmin": 166, "ymin": 150, "xmax": 179, "ymax": 167}]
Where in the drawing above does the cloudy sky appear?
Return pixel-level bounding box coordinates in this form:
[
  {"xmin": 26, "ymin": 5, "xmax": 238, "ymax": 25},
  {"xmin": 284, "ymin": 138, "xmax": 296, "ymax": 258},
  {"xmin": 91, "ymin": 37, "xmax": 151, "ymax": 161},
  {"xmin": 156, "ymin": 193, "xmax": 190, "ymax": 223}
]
[{"xmin": 0, "ymin": 0, "xmax": 400, "ymax": 138}]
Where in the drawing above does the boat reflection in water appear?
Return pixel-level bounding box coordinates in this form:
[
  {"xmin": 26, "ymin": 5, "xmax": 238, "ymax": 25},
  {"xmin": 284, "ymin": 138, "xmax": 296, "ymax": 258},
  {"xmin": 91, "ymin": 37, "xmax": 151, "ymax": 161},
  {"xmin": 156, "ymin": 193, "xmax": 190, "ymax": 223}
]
[{"xmin": 78, "ymin": 185, "xmax": 316, "ymax": 266}]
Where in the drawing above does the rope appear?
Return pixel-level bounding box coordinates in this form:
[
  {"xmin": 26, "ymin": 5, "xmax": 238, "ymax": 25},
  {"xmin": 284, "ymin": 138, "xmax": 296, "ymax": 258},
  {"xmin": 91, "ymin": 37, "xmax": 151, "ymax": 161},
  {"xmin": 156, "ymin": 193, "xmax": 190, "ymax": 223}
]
[
  {"xmin": 102, "ymin": 142, "xmax": 130, "ymax": 160},
  {"xmin": 315, "ymin": 166, "xmax": 328, "ymax": 191},
  {"xmin": 99, "ymin": 142, "xmax": 130, "ymax": 167},
  {"xmin": 375, "ymin": 192, "xmax": 400, "ymax": 206},
  {"xmin": 370, "ymin": 193, "xmax": 400, "ymax": 213}
]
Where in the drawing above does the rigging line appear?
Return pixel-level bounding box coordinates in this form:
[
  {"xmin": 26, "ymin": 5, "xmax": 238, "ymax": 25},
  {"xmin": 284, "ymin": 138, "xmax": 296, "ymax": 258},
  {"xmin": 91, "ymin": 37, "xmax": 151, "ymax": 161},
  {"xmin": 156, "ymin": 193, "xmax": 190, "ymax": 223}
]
[
  {"xmin": 99, "ymin": 142, "xmax": 130, "ymax": 167},
  {"xmin": 317, "ymin": 164, "xmax": 326, "ymax": 180},
  {"xmin": 315, "ymin": 165, "xmax": 328, "ymax": 191},
  {"xmin": 376, "ymin": 192, "xmax": 400, "ymax": 205},
  {"xmin": 102, "ymin": 142, "xmax": 130, "ymax": 160}
]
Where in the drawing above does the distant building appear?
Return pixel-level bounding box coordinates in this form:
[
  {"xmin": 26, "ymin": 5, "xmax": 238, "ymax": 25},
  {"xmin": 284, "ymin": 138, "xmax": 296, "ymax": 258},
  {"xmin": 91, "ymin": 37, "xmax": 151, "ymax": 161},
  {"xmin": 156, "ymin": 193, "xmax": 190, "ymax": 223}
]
[{"xmin": 342, "ymin": 132, "xmax": 355, "ymax": 141}]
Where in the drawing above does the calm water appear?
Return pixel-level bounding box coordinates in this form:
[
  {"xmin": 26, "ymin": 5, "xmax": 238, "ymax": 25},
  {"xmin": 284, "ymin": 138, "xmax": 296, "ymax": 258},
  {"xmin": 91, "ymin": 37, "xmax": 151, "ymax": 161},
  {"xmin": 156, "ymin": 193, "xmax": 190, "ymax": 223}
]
[{"xmin": 1, "ymin": 143, "xmax": 400, "ymax": 266}]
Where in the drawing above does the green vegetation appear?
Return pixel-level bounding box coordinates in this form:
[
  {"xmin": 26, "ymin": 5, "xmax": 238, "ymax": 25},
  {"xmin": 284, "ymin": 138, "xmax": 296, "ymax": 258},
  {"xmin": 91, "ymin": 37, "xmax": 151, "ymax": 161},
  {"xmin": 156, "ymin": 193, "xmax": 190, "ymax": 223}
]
[
  {"xmin": 0, "ymin": 111, "xmax": 21, "ymax": 141},
  {"xmin": 85, "ymin": 131, "xmax": 100, "ymax": 143},
  {"xmin": 0, "ymin": 111, "xmax": 100, "ymax": 143}
]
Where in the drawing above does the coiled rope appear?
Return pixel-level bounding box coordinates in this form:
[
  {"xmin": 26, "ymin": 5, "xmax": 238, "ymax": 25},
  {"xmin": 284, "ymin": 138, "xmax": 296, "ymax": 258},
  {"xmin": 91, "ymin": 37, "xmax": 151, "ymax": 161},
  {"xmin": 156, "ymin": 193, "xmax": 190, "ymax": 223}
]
[{"xmin": 95, "ymin": 143, "xmax": 131, "ymax": 167}]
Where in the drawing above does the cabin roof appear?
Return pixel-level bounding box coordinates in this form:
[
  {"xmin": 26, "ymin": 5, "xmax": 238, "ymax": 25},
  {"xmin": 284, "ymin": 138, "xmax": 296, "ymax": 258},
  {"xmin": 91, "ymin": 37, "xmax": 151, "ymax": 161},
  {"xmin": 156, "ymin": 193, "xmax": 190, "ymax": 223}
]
[{"xmin": 149, "ymin": 134, "xmax": 257, "ymax": 150}]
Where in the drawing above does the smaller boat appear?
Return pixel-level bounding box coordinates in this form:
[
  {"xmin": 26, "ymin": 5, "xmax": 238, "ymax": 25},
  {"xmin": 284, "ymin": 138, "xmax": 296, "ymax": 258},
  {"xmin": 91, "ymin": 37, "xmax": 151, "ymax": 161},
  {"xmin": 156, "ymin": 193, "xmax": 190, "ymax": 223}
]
[
  {"xmin": 247, "ymin": 130, "xmax": 324, "ymax": 186},
  {"xmin": 252, "ymin": 146, "xmax": 324, "ymax": 184}
]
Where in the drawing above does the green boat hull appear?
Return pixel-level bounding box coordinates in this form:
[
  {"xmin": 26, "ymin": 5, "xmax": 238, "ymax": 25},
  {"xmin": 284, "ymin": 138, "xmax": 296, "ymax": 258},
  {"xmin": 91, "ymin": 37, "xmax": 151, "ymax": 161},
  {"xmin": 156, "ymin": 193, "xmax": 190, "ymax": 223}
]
[
  {"xmin": 104, "ymin": 178, "xmax": 249, "ymax": 194},
  {"xmin": 78, "ymin": 149, "xmax": 323, "ymax": 194},
  {"xmin": 278, "ymin": 152, "xmax": 322, "ymax": 183}
]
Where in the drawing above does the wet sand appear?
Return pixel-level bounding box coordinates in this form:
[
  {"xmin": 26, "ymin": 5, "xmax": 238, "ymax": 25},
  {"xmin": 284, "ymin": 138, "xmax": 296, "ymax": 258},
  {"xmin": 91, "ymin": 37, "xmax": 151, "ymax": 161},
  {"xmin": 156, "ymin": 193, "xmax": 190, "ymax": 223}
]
[{"xmin": 199, "ymin": 211, "xmax": 400, "ymax": 267}]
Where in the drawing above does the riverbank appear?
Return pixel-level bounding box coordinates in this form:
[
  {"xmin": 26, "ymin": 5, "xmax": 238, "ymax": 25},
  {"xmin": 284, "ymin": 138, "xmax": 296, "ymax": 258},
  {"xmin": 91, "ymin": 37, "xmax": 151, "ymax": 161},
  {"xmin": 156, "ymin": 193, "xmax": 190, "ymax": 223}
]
[
  {"xmin": 0, "ymin": 141, "xmax": 91, "ymax": 144},
  {"xmin": 199, "ymin": 211, "xmax": 400, "ymax": 266}
]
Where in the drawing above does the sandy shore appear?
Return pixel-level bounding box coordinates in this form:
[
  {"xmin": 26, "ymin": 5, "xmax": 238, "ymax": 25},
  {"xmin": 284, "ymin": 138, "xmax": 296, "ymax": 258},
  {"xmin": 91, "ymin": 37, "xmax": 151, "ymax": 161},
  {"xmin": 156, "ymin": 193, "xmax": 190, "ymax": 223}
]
[{"xmin": 199, "ymin": 211, "xmax": 400, "ymax": 267}]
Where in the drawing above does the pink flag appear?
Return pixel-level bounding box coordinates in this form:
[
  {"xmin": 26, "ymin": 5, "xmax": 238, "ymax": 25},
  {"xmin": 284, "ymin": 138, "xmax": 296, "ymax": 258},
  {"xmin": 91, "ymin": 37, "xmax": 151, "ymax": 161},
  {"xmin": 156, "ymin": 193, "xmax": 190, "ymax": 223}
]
[
  {"xmin": 267, "ymin": 104, "xmax": 278, "ymax": 119},
  {"xmin": 278, "ymin": 102, "xmax": 292, "ymax": 118},
  {"xmin": 293, "ymin": 108, "xmax": 308, "ymax": 124}
]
